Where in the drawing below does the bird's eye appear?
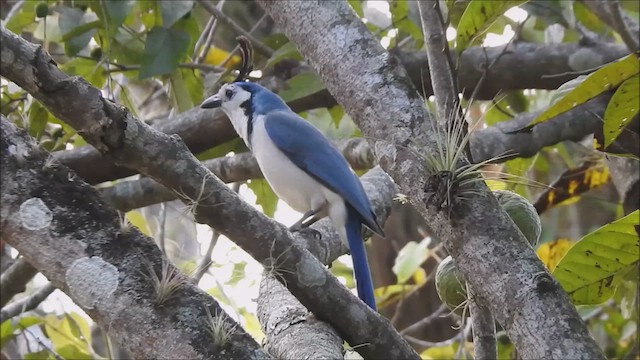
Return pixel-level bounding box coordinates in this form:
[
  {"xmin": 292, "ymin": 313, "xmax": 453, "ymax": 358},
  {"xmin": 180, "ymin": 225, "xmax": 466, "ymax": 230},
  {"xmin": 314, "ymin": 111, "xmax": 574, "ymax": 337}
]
[{"xmin": 225, "ymin": 89, "xmax": 234, "ymax": 99}]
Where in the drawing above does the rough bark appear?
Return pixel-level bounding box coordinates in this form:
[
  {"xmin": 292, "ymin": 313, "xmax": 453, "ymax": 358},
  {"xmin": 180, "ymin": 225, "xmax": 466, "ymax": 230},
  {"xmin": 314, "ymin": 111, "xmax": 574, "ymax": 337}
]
[
  {"xmin": 0, "ymin": 27, "xmax": 417, "ymax": 359},
  {"xmin": 51, "ymin": 41, "xmax": 627, "ymax": 185},
  {"xmin": 0, "ymin": 118, "xmax": 267, "ymax": 359},
  {"xmin": 257, "ymin": 167, "xmax": 396, "ymax": 359},
  {"xmin": 256, "ymin": 1, "xmax": 605, "ymax": 358}
]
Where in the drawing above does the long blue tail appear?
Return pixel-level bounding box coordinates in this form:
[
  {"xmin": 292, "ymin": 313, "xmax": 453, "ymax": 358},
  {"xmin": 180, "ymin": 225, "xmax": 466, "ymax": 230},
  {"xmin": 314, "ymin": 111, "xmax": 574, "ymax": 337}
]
[{"xmin": 345, "ymin": 209, "xmax": 376, "ymax": 311}]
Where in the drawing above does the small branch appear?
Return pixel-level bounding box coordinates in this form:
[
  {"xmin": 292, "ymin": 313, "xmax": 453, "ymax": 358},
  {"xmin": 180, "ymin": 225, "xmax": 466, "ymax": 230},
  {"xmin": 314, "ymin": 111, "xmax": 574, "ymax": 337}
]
[
  {"xmin": 417, "ymin": 1, "xmax": 460, "ymax": 124},
  {"xmin": 0, "ymin": 283, "xmax": 56, "ymax": 323},
  {"xmin": 469, "ymin": 299, "xmax": 497, "ymax": 360},
  {"xmin": 195, "ymin": 0, "xmax": 273, "ymax": 57},
  {"xmin": 0, "ymin": 257, "xmax": 39, "ymax": 307},
  {"xmin": 608, "ymin": 0, "xmax": 639, "ymax": 52},
  {"xmin": 400, "ymin": 304, "xmax": 447, "ymax": 335},
  {"xmin": 404, "ymin": 321, "xmax": 471, "ymax": 351},
  {"xmin": 193, "ymin": 182, "xmax": 241, "ymax": 283}
]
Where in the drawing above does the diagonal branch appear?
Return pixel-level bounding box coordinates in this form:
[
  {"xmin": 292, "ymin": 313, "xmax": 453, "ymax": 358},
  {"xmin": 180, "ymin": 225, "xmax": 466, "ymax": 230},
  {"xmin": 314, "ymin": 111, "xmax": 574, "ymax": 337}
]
[{"xmin": 0, "ymin": 117, "xmax": 267, "ymax": 359}]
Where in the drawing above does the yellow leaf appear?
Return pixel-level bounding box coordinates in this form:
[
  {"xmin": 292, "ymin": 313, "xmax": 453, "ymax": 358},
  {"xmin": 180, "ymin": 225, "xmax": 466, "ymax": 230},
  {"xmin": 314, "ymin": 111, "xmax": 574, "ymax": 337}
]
[
  {"xmin": 125, "ymin": 210, "xmax": 151, "ymax": 237},
  {"xmin": 201, "ymin": 46, "xmax": 241, "ymax": 69},
  {"xmin": 537, "ymin": 239, "xmax": 574, "ymax": 271}
]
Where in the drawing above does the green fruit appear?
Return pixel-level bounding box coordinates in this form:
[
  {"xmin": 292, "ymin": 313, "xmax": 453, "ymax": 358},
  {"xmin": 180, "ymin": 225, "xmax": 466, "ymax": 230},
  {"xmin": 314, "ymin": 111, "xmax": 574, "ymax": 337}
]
[
  {"xmin": 35, "ymin": 2, "xmax": 49, "ymax": 18},
  {"xmin": 435, "ymin": 255, "xmax": 468, "ymax": 316},
  {"xmin": 494, "ymin": 190, "xmax": 542, "ymax": 246}
]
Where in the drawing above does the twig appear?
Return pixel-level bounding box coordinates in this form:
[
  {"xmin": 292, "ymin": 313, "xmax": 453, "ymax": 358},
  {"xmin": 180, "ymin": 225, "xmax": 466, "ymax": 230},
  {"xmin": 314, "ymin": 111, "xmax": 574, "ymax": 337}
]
[
  {"xmin": 0, "ymin": 257, "xmax": 39, "ymax": 307},
  {"xmin": 469, "ymin": 298, "xmax": 497, "ymax": 360},
  {"xmin": 608, "ymin": 0, "xmax": 639, "ymax": 52},
  {"xmin": 194, "ymin": 14, "xmax": 216, "ymax": 62},
  {"xmin": 196, "ymin": 0, "xmax": 273, "ymax": 57},
  {"xmin": 157, "ymin": 202, "xmax": 167, "ymax": 254},
  {"xmin": 0, "ymin": 283, "xmax": 56, "ymax": 323},
  {"xmin": 218, "ymin": 13, "xmax": 270, "ymax": 69},
  {"xmin": 403, "ymin": 321, "xmax": 471, "ymax": 351},
  {"xmin": 22, "ymin": 326, "xmax": 65, "ymax": 360},
  {"xmin": 400, "ymin": 304, "xmax": 447, "ymax": 335},
  {"xmin": 192, "ymin": 182, "xmax": 241, "ymax": 282}
]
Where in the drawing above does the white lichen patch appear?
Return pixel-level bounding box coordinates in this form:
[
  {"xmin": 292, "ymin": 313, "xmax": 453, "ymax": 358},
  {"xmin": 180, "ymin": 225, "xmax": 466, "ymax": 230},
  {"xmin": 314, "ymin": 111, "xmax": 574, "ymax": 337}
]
[
  {"xmin": 296, "ymin": 253, "xmax": 326, "ymax": 288},
  {"xmin": 66, "ymin": 256, "xmax": 118, "ymax": 309},
  {"xmin": 568, "ymin": 48, "xmax": 604, "ymax": 71},
  {"xmin": 0, "ymin": 48, "xmax": 15, "ymax": 67},
  {"xmin": 19, "ymin": 197, "xmax": 53, "ymax": 230}
]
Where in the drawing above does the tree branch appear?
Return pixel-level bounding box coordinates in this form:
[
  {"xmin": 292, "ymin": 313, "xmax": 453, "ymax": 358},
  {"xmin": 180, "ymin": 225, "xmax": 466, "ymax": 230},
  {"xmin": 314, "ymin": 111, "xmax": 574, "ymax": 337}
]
[
  {"xmin": 0, "ymin": 283, "xmax": 56, "ymax": 323},
  {"xmin": 582, "ymin": 0, "xmax": 639, "ymax": 53},
  {"xmin": 256, "ymin": 1, "xmax": 604, "ymax": 358},
  {"xmin": 0, "ymin": 257, "xmax": 39, "ymax": 307},
  {"xmin": 469, "ymin": 299, "xmax": 497, "ymax": 360},
  {"xmin": 0, "ymin": 117, "xmax": 267, "ymax": 359},
  {"xmin": 195, "ymin": 0, "xmax": 273, "ymax": 57},
  {"xmin": 0, "ymin": 27, "xmax": 417, "ymax": 359},
  {"xmin": 52, "ymin": 41, "xmax": 627, "ymax": 185}
]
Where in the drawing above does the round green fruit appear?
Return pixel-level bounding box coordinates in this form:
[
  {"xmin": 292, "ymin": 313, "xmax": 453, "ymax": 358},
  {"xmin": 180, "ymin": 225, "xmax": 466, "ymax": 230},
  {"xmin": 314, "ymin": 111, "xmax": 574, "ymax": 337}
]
[
  {"xmin": 35, "ymin": 2, "xmax": 49, "ymax": 18},
  {"xmin": 493, "ymin": 190, "xmax": 542, "ymax": 246},
  {"xmin": 435, "ymin": 255, "xmax": 467, "ymax": 316}
]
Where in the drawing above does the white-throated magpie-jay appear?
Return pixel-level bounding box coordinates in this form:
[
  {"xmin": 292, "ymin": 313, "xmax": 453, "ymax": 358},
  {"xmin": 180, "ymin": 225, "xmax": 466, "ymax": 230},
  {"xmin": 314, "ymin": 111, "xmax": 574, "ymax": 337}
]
[{"xmin": 201, "ymin": 81, "xmax": 384, "ymax": 310}]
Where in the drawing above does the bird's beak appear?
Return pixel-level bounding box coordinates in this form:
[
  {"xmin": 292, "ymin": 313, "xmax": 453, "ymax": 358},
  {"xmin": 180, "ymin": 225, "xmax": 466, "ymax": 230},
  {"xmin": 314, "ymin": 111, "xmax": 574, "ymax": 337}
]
[{"xmin": 201, "ymin": 94, "xmax": 222, "ymax": 109}]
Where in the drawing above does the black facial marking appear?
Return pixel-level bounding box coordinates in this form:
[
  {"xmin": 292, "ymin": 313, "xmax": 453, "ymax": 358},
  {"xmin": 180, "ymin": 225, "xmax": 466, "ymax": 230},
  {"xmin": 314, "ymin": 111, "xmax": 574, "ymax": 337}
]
[{"xmin": 240, "ymin": 98, "xmax": 254, "ymax": 147}]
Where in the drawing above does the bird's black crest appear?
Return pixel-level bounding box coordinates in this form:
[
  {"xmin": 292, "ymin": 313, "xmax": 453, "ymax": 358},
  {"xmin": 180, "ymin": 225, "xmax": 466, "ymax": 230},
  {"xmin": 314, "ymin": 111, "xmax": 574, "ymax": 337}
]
[{"xmin": 233, "ymin": 36, "xmax": 254, "ymax": 83}]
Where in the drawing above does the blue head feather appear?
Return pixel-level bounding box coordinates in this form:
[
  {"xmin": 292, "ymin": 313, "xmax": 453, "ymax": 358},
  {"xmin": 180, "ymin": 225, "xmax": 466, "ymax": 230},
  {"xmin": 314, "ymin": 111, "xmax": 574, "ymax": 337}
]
[{"xmin": 235, "ymin": 82, "xmax": 289, "ymax": 115}]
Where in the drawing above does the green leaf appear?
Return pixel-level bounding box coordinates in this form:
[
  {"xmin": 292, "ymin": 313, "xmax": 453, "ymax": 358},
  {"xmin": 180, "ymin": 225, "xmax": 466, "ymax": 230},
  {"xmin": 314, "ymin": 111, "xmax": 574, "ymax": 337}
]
[
  {"xmin": 103, "ymin": 0, "xmax": 134, "ymax": 31},
  {"xmin": 24, "ymin": 350, "xmax": 54, "ymax": 360},
  {"xmin": 58, "ymin": 7, "xmax": 99, "ymax": 56},
  {"xmin": 389, "ymin": 0, "xmax": 423, "ymax": 43},
  {"xmin": 247, "ymin": 179, "xmax": 278, "ymax": 218},
  {"xmin": 603, "ymin": 74, "xmax": 639, "ymax": 147},
  {"xmin": 264, "ymin": 41, "xmax": 303, "ymax": 69},
  {"xmin": 456, "ymin": 0, "xmax": 528, "ymax": 52},
  {"xmin": 348, "ymin": 0, "xmax": 365, "ymax": 17},
  {"xmin": 6, "ymin": 1, "xmax": 37, "ymax": 34},
  {"xmin": 61, "ymin": 58, "xmax": 106, "ymax": 89},
  {"xmin": 169, "ymin": 70, "xmax": 194, "ymax": 113},
  {"xmin": 329, "ymin": 105, "xmax": 345, "ymax": 128},
  {"xmin": 392, "ymin": 238, "xmax": 431, "ymax": 284},
  {"xmin": 139, "ymin": 26, "xmax": 190, "ymax": 79},
  {"xmin": 28, "ymin": 101, "xmax": 48, "ymax": 139},
  {"xmin": 530, "ymin": 54, "xmax": 639, "ymax": 127},
  {"xmin": 159, "ymin": 0, "xmax": 193, "ymax": 28},
  {"xmin": 126, "ymin": 210, "xmax": 151, "ymax": 236},
  {"xmin": 44, "ymin": 315, "xmax": 92, "ymax": 359},
  {"xmin": 573, "ymin": 1, "xmax": 607, "ymax": 34},
  {"xmin": 446, "ymin": 0, "xmax": 471, "ymax": 27},
  {"xmin": 279, "ymin": 73, "xmax": 326, "ymax": 103},
  {"xmin": 195, "ymin": 138, "xmax": 245, "ymax": 161},
  {"xmin": 552, "ymin": 210, "xmax": 640, "ymax": 305}
]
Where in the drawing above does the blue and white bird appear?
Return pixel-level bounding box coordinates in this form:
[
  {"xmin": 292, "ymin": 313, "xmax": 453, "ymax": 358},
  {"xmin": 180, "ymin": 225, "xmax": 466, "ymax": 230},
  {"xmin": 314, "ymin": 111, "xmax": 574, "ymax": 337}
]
[{"xmin": 201, "ymin": 82, "xmax": 384, "ymax": 310}]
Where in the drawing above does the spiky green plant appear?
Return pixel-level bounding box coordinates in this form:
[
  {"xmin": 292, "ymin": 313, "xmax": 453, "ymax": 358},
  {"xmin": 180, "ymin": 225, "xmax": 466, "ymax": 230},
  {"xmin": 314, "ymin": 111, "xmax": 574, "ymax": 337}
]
[
  {"xmin": 140, "ymin": 257, "xmax": 186, "ymax": 305},
  {"xmin": 204, "ymin": 306, "xmax": 237, "ymax": 348}
]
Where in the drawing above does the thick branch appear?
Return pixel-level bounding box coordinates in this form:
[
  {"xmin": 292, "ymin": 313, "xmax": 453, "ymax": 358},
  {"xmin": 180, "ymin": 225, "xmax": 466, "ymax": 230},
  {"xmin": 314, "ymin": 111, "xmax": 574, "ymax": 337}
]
[
  {"xmin": 0, "ymin": 257, "xmax": 39, "ymax": 307},
  {"xmin": 256, "ymin": 1, "xmax": 604, "ymax": 358},
  {"xmin": 52, "ymin": 41, "xmax": 627, "ymax": 185},
  {"xmin": 0, "ymin": 118, "xmax": 266, "ymax": 359},
  {"xmin": 0, "ymin": 27, "xmax": 416, "ymax": 359},
  {"xmin": 469, "ymin": 300, "xmax": 497, "ymax": 360}
]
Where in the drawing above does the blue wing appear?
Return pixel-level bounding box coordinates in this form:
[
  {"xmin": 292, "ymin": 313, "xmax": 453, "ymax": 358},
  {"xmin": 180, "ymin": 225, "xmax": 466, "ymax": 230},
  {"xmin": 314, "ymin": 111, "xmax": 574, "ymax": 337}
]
[{"xmin": 263, "ymin": 110, "xmax": 383, "ymax": 235}]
